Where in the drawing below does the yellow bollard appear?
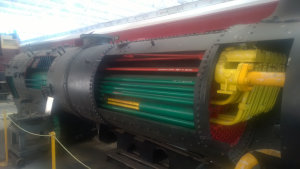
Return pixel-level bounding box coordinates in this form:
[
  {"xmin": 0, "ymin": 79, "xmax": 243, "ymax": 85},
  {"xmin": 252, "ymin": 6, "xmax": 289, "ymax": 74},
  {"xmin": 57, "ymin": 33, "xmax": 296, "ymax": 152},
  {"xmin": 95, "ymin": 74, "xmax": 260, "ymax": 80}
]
[
  {"xmin": 0, "ymin": 112, "xmax": 8, "ymax": 167},
  {"xmin": 49, "ymin": 131, "xmax": 56, "ymax": 169}
]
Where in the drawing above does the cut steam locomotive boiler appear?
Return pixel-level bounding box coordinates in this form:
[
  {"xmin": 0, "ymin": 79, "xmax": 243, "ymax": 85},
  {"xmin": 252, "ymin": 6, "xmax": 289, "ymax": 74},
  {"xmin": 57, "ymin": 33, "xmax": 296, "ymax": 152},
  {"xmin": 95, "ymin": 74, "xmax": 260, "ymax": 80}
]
[
  {"xmin": 10, "ymin": 41, "xmax": 287, "ymax": 168},
  {"xmin": 5, "ymin": 1, "xmax": 300, "ymax": 169},
  {"xmin": 6, "ymin": 35, "xmax": 288, "ymax": 169}
]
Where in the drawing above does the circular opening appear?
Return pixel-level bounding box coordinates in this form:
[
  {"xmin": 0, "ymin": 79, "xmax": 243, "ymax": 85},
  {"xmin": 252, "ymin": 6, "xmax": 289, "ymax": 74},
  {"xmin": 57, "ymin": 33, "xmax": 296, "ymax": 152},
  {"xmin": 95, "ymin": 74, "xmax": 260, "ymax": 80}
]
[{"xmin": 94, "ymin": 52, "xmax": 203, "ymax": 129}]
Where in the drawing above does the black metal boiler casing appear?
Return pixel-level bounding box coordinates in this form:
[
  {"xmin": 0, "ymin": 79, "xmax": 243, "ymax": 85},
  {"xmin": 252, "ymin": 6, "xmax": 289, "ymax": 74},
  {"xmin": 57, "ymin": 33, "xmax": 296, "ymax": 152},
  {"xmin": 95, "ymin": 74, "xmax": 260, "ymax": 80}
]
[
  {"xmin": 47, "ymin": 15, "xmax": 300, "ymax": 166},
  {"xmin": 5, "ymin": 49, "xmax": 62, "ymax": 118},
  {"xmin": 48, "ymin": 44, "xmax": 113, "ymax": 121},
  {"xmin": 47, "ymin": 34, "xmax": 242, "ymax": 166}
]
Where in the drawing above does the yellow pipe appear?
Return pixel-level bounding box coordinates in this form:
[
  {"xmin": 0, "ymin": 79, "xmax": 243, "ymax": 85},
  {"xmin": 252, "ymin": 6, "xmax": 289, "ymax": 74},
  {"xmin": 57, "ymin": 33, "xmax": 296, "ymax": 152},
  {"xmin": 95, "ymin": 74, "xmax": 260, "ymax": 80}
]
[
  {"xmin": 256, "ymin": 149, "xmax": 281, "ymax": 158},
  {"xmin": 108, "ymin": 98, "xmax": 139, "ymax": 106},
  {"xmin": 235, "ymin": 152, "xmax": 259, "ymax": 169},
  {"xmin": 245, "ymin": 72, "xmax": 285, "ymax": 87},
  {"xmin": 107, "ymin": 101, "xmax": 140, "ymax": 110},
  {"xmin": 0, "ymin": 112, "xmax": 8, "ymax": 167},
  {"xmin": 211, "ymin": 92, "xmax": 241, "ymax": 105},
  {"xmin": 210, "ymin": 92, "xmax": 250, "ymax": 125},
  {"xmin": 49, "ymin": 131, "xmax": 56, "ymax": 169}
]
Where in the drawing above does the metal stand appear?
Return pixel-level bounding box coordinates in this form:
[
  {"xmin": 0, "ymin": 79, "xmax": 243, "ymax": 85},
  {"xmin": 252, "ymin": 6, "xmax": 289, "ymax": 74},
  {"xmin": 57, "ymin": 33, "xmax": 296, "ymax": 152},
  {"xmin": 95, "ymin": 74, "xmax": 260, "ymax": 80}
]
[
  {"xmin": 0, "ymin": 80, "xmax": 10, "ymax": 100},
  {"xmin": 107, "ymin": 132, "xmax": 215, "ymax": 169},
  {"xmin": 8, "ymin": 116, "xmax": 51, "ymax": 167}
]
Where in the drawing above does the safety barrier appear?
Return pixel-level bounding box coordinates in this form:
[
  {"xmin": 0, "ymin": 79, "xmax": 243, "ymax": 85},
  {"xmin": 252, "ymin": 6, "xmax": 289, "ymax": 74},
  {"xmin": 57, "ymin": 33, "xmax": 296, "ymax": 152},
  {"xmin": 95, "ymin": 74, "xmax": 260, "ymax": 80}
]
[
  {"xmin": 0, "ymin": 112, "xmax": 8, "ymax": 167},
  {"xmin": 0, "ymin": 112, "xmax": 91, "ymax": 169}
]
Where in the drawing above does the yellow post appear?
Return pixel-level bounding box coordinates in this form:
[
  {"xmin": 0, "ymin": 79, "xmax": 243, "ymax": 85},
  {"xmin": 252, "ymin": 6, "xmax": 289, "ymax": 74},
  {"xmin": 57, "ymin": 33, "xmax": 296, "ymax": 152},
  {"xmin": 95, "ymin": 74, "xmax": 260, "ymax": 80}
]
[
  {"xmin": 49, "ymin": 131, "xmax": 56, "ymax": 169},
  {"xmin": 0, "ymin": 112, "xmax": 8, "ymax": 167}
]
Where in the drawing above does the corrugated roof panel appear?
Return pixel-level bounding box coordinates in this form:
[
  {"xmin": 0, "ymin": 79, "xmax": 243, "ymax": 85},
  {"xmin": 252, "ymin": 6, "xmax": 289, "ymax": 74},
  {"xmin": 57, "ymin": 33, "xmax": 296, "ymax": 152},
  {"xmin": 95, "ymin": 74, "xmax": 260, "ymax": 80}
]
[{"xmin": 0, "ymin": 0, "xmax": 198, "ymax": 41}]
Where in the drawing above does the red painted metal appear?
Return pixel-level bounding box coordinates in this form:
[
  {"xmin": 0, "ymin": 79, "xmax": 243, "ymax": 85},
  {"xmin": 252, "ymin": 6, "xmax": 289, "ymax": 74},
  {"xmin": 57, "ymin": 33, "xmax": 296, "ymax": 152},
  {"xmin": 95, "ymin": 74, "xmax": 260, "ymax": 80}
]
[
  {"xmin": 116, "ymin": 56, "xmax": 201, "ymax": 62},
  {"xmin": 210, "ymin": 122, "xmax": 247, "ymax": 146},
  {"xmin": 109, "ymin": 2, "xmax": 277, "ymax": 42},
  {"xmin": 209, "ymin": 103, "xmax": 247, "ymax": 146},
  {"xmin": 26, "ymin": 2, "xmax": 278, "ymax": 49},
  {"xmin": 106, "ymin": 67, "xmax": 199, "ymax": 72},
  {"xmin": 117, "ymin": 53, "xmax": 204, "ymax": 61},
  {"xmin": 125, "ymin": 53, "xmax": 203, "ymax": 58}
]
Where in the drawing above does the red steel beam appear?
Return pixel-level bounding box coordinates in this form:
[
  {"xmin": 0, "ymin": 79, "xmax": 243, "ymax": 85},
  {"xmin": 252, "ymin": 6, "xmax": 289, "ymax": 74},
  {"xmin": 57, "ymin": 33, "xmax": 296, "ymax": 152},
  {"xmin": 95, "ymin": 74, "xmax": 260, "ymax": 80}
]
[
  {"xmin": 124, "ymin": 53, "xmax": 203, "ymax": 58},
  {"xmin": 116, "ymin": 56, "xmax": 201, "ymax": 62},
  {"xmin": 110, "ymin": 2, "xmax": 277, "ymax": 42},
  {"xmin": 106, "ymin": 67, "xmax": 199, "ymax": 72},
  {"xmin": 118, "ymin": 53, "xmax": 204, "ymax": 61}
]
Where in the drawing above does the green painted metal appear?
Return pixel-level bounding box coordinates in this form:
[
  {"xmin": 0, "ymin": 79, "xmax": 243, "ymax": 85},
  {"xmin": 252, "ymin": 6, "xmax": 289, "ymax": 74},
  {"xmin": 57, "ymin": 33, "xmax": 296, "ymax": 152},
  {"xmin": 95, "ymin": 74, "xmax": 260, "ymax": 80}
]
[
  {"xmin": 98, "ymin": 89, "xmax": 193, "ymax": 105},
  {"xmin": 6, "ymin": 77, "xmax": 19, "ymax": 98},
  {"xmin": 99, "ymin": 81, "xmax": 194, "ymax": 92},
  {"xmin": 104, "ymin": 76, "xmax": 195, "ymax": 85},
  {"xmin": 101, "ymin": 104, "xmax": 195, "ymax": 129},
  {"xmin": 100, "ymin": 85, "xmax": 194, "ymax": 98},
  {"xmin": 96, "ymin": 75, "xmax": 196, "ymax": 128},
  {"xmin": 98, "ymin": 98, "xmax": 193, "ymax": 121},
  {"xmin": 25, "ymin": 72, "xmax": 47, "ymax": 89},
  {"xmin": 52, "ymin": 115, "xmax": 61, "ymax": 139},
  {"xmin": 139, "ymin": 102, "xmax": 194, "ymax": 121}
]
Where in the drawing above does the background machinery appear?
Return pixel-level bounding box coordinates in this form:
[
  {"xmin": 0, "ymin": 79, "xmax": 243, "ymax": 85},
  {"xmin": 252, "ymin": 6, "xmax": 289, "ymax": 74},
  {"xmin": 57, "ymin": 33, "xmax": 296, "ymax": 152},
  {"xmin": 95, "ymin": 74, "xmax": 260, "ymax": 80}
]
[
  {"xmin": 0, "ymin": 34, "xmax": 19, "ymax": 100},
  {"xmin": 4, "ymin": 0, "xmax": 300, "ymax": 169}
]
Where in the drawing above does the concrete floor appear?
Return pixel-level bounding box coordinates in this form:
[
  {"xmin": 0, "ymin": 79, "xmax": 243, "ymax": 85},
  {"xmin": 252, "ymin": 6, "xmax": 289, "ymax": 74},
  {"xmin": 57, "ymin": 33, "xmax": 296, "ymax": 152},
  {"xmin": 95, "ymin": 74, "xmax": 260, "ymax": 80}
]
[
  {"xmin": 0, "ymin": 100, "xmax": 123, "ymax": 169},
  {"xmin": 19, "ymin": 138, "xmax": 122, "ymax": 169}
]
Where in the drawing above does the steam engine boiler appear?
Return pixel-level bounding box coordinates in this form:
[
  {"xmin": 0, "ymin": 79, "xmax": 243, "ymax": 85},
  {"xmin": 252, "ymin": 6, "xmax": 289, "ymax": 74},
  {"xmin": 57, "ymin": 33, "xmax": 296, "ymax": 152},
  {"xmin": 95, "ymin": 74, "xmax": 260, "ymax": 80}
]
[{"xmin": 5, "ymin": 1, "xmax": 300, "ymax": 169}]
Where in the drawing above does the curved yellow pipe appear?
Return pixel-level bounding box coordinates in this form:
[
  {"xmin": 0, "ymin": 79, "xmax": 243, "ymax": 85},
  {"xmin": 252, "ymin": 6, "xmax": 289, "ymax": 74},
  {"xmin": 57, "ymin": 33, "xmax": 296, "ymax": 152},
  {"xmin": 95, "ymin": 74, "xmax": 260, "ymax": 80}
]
[
  {"xmin": 235, "ymin": 153, "xmax": 259, "ymax": 169},
  {"xmin": 256, "ymin": 149, "xmax": 281, "ymax": 158},
  {"xmin": 235, "ymin": 149, "xmax": 281, "ymax": 169},
  {"xmin": 210, "ymin": 92, "xmax": 241, "ymax": 105}
]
